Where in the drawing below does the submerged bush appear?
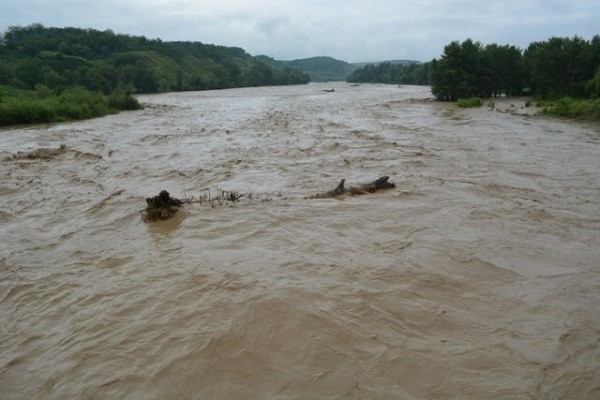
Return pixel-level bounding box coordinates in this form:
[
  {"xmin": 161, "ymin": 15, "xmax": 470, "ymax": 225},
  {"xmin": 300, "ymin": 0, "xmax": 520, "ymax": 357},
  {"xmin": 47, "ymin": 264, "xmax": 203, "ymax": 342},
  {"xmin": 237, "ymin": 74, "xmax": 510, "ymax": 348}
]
[{"xmin": 457, "ymin": 97, "xmax": 483, "ymax": 108}]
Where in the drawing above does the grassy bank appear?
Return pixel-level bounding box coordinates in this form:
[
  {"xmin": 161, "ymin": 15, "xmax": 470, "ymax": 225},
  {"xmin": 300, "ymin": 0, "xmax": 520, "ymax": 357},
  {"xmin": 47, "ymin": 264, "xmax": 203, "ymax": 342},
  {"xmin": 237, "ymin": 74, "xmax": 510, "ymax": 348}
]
[
  {"xmin": 539, "ymin": 97, "xmax": 600, "ymax": 121},
  {"xmin": 0, "ymin": 85, "xmax": 142, "ymax": 126},
  {"xmin": 454, "ymin": 95, "xmax": 600, "ymax": 121}
]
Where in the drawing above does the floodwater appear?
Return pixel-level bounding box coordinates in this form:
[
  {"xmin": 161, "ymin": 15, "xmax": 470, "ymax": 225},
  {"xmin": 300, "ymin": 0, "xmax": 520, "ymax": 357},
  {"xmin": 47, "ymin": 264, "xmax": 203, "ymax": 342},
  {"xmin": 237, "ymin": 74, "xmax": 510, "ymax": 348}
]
[{"xmin": 1, "ymin": 83, "xmax": 599, "ymax": 399}]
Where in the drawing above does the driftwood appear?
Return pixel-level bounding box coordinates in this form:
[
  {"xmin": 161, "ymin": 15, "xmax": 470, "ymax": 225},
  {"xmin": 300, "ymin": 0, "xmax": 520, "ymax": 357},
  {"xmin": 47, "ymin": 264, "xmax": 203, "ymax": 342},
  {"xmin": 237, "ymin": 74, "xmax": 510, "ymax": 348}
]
[
  {"xmin": 143, "ymin": 176, "xmax": 395, "ymax": 221},
  {"xmin": 142, "ymin": 190, "xmax": 183, "ymax": 222},
  {"xmin": 307, "ymin": 176, "xmax": 396, "ymax": 199}
]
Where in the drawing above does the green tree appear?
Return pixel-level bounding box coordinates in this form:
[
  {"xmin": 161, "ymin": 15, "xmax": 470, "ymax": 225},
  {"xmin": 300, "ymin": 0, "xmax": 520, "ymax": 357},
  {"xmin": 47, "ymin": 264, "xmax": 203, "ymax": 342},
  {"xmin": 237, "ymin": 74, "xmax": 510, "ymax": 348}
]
[
  {"xmin": 129, "ymin": 60, "xmax": 162, "ymax": 92},
  {"xmin": 430, "ymin": 41, "xmax": 472, "ymax": 100},
  {"xmin": 524, "ymin": 36, "xmax": 594, "ymax": 98},
  {"xmin": 482, "ymin": 44, "xmax": 524, "ymax": 96},
  {"xmin": 42, "ymin": 67, "xmax": 65, "ymax": 90},
  {"xmin": 585, "ymin": 68, "xmax": 600, "ymax": 98},
  {"xmin": 15, "ymin": 58, "xmax": 44, "ymax": 89},
  {"xmin": 432, "ymin": 39, "xmax": 527, "ymax": 100},
  {"xmin": 0, "ymin": 62, "xmax": 14, "ymax": 85}
]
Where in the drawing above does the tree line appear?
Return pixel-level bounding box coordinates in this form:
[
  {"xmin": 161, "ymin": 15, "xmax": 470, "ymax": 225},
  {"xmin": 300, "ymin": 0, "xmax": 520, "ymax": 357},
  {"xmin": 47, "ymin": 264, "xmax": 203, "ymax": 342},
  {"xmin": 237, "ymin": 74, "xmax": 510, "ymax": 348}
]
[
  {"xmin": 429, "ymin": 36, "xmax": 600, "ymax": 101},
  {"xmin": 346, "ymin": 61, "xmax": 430, "ymax": 85},
  {"xmin": 0, "ymin": 24, "xmax": 310, "ymax": 94},
  {"xmin": 0, "ymin": 24, "xmax": 310, "ymax": 125},
  {"xmin": 345, "ymin": 35, "xmax": 599, "ymax": 106}
]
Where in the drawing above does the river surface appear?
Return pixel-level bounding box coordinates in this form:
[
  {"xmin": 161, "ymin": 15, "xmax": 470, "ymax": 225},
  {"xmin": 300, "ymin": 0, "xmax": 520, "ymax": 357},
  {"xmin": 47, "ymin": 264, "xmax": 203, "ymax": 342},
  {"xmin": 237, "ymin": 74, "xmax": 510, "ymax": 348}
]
[{"xmin": 1, "ymin": 83, "xmax": 599, "ymax": 399}]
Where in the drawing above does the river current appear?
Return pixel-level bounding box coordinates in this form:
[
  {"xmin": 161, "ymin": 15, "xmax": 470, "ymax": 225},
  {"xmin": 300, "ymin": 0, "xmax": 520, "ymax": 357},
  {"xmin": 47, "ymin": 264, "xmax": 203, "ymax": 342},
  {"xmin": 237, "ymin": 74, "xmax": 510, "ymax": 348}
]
[{"xmin": 1, "ymin": 83, "xmax": 599, "ymax": 399}]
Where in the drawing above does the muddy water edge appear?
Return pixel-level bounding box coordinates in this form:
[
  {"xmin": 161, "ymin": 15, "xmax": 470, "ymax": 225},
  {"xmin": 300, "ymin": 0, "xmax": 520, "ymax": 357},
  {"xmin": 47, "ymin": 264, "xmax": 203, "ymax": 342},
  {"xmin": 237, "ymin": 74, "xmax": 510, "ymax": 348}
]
[{"xmin": 1, "ymin": 83, "xmax": 599, "ymax": 399}]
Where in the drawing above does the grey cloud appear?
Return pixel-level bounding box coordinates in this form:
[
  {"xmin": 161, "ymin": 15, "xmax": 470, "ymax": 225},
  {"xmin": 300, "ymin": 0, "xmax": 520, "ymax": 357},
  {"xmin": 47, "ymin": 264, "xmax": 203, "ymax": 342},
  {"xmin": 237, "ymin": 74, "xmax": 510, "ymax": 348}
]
[{"xmin": 1, "ymin": 0, "xmax": 598, "ymax": 62}]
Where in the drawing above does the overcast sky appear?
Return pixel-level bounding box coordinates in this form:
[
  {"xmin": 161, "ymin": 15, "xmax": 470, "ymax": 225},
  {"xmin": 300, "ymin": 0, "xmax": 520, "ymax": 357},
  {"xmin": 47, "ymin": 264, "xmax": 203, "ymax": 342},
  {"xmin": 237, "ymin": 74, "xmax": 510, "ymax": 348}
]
[{"xmin": 1, "ymin": 0, "xmax": 598, "ymax": 62}]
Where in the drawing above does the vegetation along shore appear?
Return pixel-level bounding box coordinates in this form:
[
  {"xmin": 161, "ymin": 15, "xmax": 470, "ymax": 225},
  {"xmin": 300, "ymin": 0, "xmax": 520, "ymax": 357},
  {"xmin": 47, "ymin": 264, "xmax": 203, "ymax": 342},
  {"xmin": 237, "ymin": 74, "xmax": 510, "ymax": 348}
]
[
  {"xmin": 0, "ymin": 24, "xmax": 598, "ymax": 125},
  {"xmin": 427, "ymin": 37, "xmax": 600, "ymax": 120},
  {"xmin": 0, "ymin": 24, "xmax": 309, "ymax": 125}
]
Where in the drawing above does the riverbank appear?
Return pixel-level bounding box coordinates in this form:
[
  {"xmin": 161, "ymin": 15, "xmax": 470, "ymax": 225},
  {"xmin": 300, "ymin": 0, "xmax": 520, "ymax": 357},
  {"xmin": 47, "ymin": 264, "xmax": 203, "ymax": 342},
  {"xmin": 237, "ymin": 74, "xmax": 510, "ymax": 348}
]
[
  {"xmin": 460, "ymin": 95, "xmax": 600, "ymax": 121},
  {"xmin": 0, "ymin": 85, "xmax": 142, "ymax": 126}
]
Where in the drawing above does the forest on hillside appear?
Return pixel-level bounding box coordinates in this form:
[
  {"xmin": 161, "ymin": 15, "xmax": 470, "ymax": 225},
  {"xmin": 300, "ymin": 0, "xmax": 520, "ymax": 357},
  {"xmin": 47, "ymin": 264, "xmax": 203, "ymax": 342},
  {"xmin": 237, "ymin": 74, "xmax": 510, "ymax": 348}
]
[
  {"xmin": 1, "ymin": 24, "xmax": 599, "ymax": 124},
  {"xmin": 346, "ymin": 61, "xmax": 430, "ymax": 85},
  {"xmin": 0, "ymin": 24, "xmax": 310, "ymax": 125},
  {"xmin": 0, "ymin": 24, "xmax": 309, "ymax": 94},
  {"xmin": 285, "ymin": 57, "xmax": 353, "ymax": 82}
]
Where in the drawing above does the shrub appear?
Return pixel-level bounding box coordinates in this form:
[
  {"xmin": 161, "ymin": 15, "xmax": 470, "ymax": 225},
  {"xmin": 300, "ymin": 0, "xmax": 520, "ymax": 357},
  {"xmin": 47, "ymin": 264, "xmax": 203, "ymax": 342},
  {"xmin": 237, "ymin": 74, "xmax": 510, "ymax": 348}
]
[
  {"xmin": 109, "ymin": 87, "xmax": 142, "ymax": 110},
  {"xmin": 457, "ymin": 97, "xmax": 483, "ymax": 108},
  {"xmin": 542, "ymin": 97, "xmax": 600, "ymax": 121}
]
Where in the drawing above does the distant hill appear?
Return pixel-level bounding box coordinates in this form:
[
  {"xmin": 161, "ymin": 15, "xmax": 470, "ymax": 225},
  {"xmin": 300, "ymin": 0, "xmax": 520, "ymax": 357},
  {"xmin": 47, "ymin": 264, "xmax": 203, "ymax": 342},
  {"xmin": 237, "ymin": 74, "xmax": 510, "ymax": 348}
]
[
  {"xmin": 1, "ymin": 24, "xmax": 424, "ymax": 92},
  {"xmin": 351, "ymin": 59, "xmax": 420, "ymax": 68},
  {"xmin": 0, "ymin": 24, "xmax": 310, "ymax": 94},
  {"xmin": 346, "ymin": 60, "xmax": 430, "ymax": 85},
  {"xmin": 261, "ymin": 56, "xmax": 422, "ymax": 82},
  {"xmin": 284, "ymin": 56, "xmax": 353, "ymax": 82}
]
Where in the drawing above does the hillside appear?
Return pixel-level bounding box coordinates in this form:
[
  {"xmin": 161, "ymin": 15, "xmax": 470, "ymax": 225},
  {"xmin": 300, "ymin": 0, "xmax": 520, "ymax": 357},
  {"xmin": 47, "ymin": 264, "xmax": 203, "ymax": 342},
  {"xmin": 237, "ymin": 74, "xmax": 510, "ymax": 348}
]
[
  {"xmin": 0, "ymin": 24, "xmax": 310, "ymax": 94},
  {"xmin": 0, "ymin": 24, "xmax": 425, "ymax": 90},
  {"xmin": 0, "ymin": 24, "xmax": 311, "ymax": 125},
  {"xmin": 346, "ymin": 61, "xmax": 430, "ymax": 85},
  {"xmin": 266, "ymin": 56, "xmax": 423, "ymax": 82},
  {"xmin": 351, "ymin": 59, "xmax": 419, "ymax": 68},
  {"xmin": 284, "ymin": 56, "xmax": 353, "ymax": 82}
]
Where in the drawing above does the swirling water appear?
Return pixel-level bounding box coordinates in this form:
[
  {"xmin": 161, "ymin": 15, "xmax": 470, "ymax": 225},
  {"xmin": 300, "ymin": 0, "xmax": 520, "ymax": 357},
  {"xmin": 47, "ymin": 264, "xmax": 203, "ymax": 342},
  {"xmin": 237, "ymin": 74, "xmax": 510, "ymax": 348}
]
[{"xmin": 1, "ymin": 83, "xmax": 599, "ymax": 399}]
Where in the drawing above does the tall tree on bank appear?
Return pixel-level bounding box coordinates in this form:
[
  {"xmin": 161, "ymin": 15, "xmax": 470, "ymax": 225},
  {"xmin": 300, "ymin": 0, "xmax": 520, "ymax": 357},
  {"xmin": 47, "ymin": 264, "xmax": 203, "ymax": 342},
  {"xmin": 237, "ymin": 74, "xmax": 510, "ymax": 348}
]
[
  {"xmin": 430, "ymin": 35, "xmax": 599, "ymax": 101},
  {"xmin": 430, "ymin": 39, "xmax": 525, "ymax": 100},
  {"xmin": 482, "ymin": 43, "xmax": 524, "ymax": 97},
  {"xmin": 524, "ymin": 36, "xmax": 597, "ymax": 98}
]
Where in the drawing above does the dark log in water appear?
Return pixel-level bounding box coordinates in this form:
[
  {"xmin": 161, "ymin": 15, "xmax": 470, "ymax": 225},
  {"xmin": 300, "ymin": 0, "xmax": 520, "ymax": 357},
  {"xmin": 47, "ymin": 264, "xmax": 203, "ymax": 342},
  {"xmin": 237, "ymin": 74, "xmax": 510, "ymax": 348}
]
[{"xmin": 307, "ymin": 176, "xmax": 396, "ymax": 198}]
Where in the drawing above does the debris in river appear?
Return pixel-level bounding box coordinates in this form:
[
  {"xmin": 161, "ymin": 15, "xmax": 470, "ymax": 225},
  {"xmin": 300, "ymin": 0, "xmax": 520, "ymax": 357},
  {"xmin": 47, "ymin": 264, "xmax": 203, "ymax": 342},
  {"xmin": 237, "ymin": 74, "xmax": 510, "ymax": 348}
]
[
  {"xmin": 4, "ymin": 144, "xmax": 103, "ymax": 162},
  {"xmin": 142, "ymin": 190, "xmax": 184, "ymax": 222},
  {"xmin": 5, "ymin": 144, "xmax": 69, "ymax": 161},
  {"xmin": 183, "ymin": 189, "xmax": 249, "ymax": 208},
  {"xmin": 143, "ymin": 176, "xmax": 394, "ymax": 220},
  {"xmin": 88, "ymin": 189, "xmax": 124, "ymax": 212},
  {"xmin": 307, "ymin": 176, "xmax": 396, "ymax": 199},
  {"xmin": 307, "ymin": 179, "xmax": 347, "ymax": 199}
]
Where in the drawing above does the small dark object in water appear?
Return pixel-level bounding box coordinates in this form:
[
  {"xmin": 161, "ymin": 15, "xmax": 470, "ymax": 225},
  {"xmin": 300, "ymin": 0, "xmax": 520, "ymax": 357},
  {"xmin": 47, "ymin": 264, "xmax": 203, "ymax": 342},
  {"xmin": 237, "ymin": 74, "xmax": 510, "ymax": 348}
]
[
  {"xmin": 348, "ymin": 176, "xmax": 396, "ymax": 194},
  {"xmin": 333, "ymin": 179, "xmax": 346, "ymax": 194},
  {"xmin": 307, "ymin": 179, "xmax": 347, "ymax": 199},
  {"xmin": 323, "ymin": 89, "xmax": 335, "ymax": 92},
  {"xmin": 143, "ymin": 190, "xmax": 183, "ymax": 221},
  {"xmin": 307, "ymin": 176, "xmax": 395, "ymax": 199}
]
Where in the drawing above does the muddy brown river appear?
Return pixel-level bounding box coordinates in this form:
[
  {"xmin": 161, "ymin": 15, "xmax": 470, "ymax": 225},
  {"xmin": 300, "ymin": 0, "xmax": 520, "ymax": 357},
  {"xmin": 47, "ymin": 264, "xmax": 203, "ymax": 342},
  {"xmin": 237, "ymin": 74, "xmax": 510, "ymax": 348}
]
[{"xmin": 1, "ymin": 83, "xmax": 599, "ymax": 399}]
